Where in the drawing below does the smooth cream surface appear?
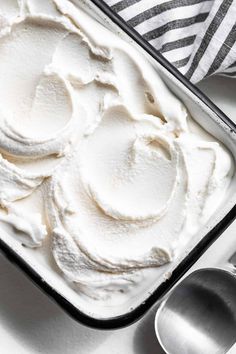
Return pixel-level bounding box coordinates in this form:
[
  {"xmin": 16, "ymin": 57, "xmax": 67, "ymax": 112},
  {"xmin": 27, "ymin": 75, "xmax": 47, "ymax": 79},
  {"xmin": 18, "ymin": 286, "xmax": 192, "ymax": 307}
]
[{"xmin": 0, "ymin": 0, "xmax": 233, "ymax": 301}]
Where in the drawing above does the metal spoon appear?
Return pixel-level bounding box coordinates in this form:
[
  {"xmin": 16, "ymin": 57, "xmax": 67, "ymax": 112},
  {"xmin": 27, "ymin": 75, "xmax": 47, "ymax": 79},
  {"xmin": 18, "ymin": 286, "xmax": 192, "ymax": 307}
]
[{"xmin": 155, "ymin": 262, "xmax": 236, "ymax": 354}]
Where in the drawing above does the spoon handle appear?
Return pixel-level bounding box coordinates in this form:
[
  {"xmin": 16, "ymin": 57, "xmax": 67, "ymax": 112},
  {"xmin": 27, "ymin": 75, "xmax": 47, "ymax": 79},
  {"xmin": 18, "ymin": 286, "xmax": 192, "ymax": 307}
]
[
  {"xmin": 220, "ymin": 252, "xmax": 236, "ymax": 273},
  {"xmin": 228, "ymin": 252, "xmax": 236, "ymax": 267}
]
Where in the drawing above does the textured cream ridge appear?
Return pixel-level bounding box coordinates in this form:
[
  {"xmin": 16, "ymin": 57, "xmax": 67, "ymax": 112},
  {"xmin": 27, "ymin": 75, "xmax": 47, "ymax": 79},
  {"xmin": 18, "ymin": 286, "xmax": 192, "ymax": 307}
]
[{"xmin": 0, "ymin": 0, "xmax": 233, "ymax": 300}]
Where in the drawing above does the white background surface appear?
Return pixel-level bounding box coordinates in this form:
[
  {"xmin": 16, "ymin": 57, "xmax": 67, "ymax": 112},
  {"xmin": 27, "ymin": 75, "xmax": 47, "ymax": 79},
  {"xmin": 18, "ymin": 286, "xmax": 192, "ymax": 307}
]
[{"xmin": 0, "ymin": 75, "xmax": 236, "ymax": 354}]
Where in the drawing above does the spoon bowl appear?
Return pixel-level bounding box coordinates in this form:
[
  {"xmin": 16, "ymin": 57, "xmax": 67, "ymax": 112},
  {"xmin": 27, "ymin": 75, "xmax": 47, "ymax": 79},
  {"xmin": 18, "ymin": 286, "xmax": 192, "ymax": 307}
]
[{"xmin": 155, "ymin": 268, "xmax": 236, "ymax": 354}]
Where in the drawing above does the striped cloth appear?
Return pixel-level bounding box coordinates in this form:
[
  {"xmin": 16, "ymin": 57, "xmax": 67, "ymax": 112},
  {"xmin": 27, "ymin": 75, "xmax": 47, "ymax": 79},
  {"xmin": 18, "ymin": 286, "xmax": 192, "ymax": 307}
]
[{"xmin": 104, "ymin": 0, "xmax": 236, "ymax": 83}]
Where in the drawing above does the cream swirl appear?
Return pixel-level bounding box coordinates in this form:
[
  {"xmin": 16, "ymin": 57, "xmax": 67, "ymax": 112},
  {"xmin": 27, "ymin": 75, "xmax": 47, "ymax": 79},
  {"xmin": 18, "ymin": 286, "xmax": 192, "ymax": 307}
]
[{"xmin": 0, "ymin": 0, "xmax": 233, "ymax": 300}]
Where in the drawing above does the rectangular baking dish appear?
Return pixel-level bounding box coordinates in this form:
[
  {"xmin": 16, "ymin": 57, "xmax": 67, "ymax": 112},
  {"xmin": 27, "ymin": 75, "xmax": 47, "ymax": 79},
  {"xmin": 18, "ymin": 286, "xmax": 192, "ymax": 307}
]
[{"xmin": 0, "ymin": 0, "xmax": 236, "ymax": 329}]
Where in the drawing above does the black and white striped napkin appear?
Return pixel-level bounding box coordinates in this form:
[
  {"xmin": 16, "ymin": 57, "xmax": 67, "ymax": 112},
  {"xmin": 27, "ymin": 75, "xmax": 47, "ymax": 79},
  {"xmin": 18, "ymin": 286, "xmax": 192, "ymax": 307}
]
[{"xmin": 104, "ymin": 0, "xmax": 236, "ymax": 83}]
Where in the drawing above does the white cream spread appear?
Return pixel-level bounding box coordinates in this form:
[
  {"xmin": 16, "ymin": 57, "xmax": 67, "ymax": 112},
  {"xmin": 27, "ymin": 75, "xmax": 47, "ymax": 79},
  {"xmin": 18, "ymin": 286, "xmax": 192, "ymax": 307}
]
[{"xmin": 0, "ymin": 0, "xmax": 233, "ymax": 301}]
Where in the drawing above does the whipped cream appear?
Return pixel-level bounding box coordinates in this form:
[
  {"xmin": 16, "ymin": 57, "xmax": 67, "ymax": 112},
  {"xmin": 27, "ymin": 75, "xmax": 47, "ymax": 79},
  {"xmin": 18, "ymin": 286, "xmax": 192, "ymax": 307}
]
[{"xmin": 0, "ymin": 0, "xmax": 233, "ymax": 302}]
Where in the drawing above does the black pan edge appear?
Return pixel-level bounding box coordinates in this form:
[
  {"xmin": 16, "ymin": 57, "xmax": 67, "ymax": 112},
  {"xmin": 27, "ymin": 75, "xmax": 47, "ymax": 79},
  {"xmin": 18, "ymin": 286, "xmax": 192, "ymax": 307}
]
[
  {"xmin": 0, "ymin": 0, "xmax": 236, "ymax": 330},
  {"xmin": 1, "ymin": 205, "xmax": 235, "ymax": 330}
]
